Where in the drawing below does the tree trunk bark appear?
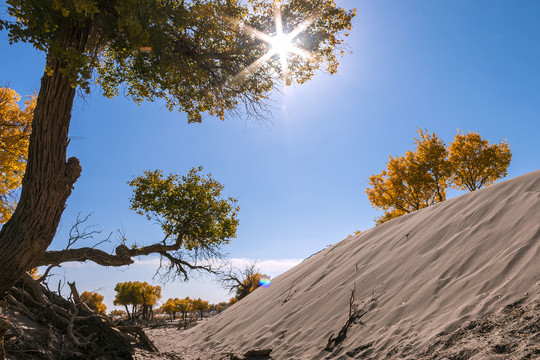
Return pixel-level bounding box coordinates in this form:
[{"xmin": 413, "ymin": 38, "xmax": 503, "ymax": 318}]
[
  {"xmin": 124, "ymin": 305, "xmax": 131, "ymax": 321},
  {"xmin": 0, "ymin": 24, "xmax": 90, "ymax": 295}
]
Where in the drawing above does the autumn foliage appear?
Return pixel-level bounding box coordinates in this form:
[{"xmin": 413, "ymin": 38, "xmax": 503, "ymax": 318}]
[
  {"xmin": 113, "ymin": 281, "xmax": 162, "ymax": 320},
  {"xmin": 159, "ymin": 297, "xmax": 193, "ymax": 321},
  {"xmin": 0, "ymin": 87, "xmax": 35, "ymax": 223},
  {"xmin": 449, "ymin": 132, "xmax": 512, "ymax": 191},
  {"xmin": 366, "ymin": 130, "xmax": 512, "ymax": 225},
  {"xmin": 221, "ymin": 263, "xmax": 271, "ymax": 301},
  {"xmin": 228, "ymin": 297, "xmax": 239, "ymax": 306},
  {"xmin": 80, "ymin": 291, "xmax": 107, "ymax": 314},
  {"xmin": 191, "ymin": 298, "xmax": 210, "ymax": 320}
]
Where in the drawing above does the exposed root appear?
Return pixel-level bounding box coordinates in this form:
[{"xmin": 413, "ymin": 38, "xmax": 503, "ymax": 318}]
[{"xmin": 0, "ymin": 275, "xmax": 159, "ymax": 359}]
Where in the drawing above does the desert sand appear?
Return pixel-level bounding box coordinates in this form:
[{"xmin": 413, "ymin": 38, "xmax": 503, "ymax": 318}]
[{"xmin": 140, "ymin": 170, "xmax": 540, "ymax": 359}]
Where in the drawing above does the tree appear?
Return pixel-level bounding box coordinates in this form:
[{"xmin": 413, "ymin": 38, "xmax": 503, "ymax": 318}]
[
  {"xmin": 176, "ymin": 297, "xmax": 192, "ymax": 320},
  {"xmin": 140, "ymin": 282, "xmax": 162, "ymax": 320},
  {"xmin": 191, "ymin": 298, "xmax": 209, "ymax": 320},
  {"xmin": 0, "ymin": 0, "xmax": 355, "ymax": 295},
  {"xmin": 213, "ymin": 303, "xmax": 226, "ymax": 313},
  {"xmin": 229, "ymin": 297, "xmax": 238, "ymax": 306},
  {"xmin": 209, "ymin": 301, "xmax": 228, "ymax": 313},
  {"xmin": 0, "ymin": 87, "xmax": 35, "ymax": 223},
  {"xmin": 449, "ymin": 131, "xmax": 512, "ymax": 191},
  {"xmin": 80, "ymin": 291, "xmax": 107, "ymax": 314},
  {"xmin": 113, "ymin": 281, "xmax": 161, "ymax": 320},
  {"xmin": 366, "ymin": 130, "xmax": 451, "ymax": 225},
  {"xmin": 159, "ymin": 298, "xmax": 178, "ymax": 321},
  {"xmin": 366, "ymin": 129, "xmax": 512, "ymax": 225},
  {"xmin": 35, "ymin": 167, "xmax": 239, "ymax": 280},
  {"xmin": 221, "ymin": 263, "xmax": 270, "ymax": 301},
  {"xmin": 109, "ymin": 309, "xmax": 127, "ymax": 319}
]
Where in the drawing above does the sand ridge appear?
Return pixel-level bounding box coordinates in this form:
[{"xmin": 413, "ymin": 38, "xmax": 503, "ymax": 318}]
[{"xmin": 147, "ymin": 170, "xmax": 540, "ymax": 359}]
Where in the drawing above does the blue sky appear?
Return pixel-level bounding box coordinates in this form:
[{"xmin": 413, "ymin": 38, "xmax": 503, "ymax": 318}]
[{"xmin": 1, "ymin": 0, "xmax": 539, "ymax": 309}]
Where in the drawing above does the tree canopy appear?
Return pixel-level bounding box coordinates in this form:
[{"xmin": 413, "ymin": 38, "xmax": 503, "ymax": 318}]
[
  {"xmin": 191, "ymin": 298, "xmax": 209, "ymax": 320},
  {"xmin": 1, "ymin": 0, "xmax": 355, "ymax": 122},
  {"xmin": 113, "ymin": 281, "xmax": 162, "ymax": 320},
  {"xmin": 36, "ymin": 167, "xmax": 239, "ymax": 280},
  {"xmin": 159, "ymin": 296, "xmax": 193, "ymax": 320},
  {"xmin": 221, "ymin": 263, "xmax": 270, "ymax": 301},
  {"xmin": 80, "ymin": 291, "xmax": 107, "ymax": 314},
  {"xmin": 366, "ymin": 130, "xmax": 451, "ymax": 224},
  {"xmin": 366, "ymin": 130, "xmax": 511, "ymax": 225},
  {"xmin": 0, "ymin": 0, "xmax": 356, "ymax": 295},
  {"xmin": 449, "ymin": 131, "xmax": 512, "ymax": 191},
  {"xmin": 0, "ymin": 87, "xmax": 35, "ymax": 223}
]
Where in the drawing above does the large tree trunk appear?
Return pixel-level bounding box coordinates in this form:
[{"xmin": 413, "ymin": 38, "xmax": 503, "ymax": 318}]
[{"xmin": 0, "ymin": 24, "xmax": 90, "ymax": 295}]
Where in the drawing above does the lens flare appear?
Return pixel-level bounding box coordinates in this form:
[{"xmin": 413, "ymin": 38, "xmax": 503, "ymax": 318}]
[
  {"xmin": 259, "ymin": 276, "xmax": 272, "ymax": 288},
  {"xmin": 230, "ymin": 2, "xmax": 317, "ymax": 85}
]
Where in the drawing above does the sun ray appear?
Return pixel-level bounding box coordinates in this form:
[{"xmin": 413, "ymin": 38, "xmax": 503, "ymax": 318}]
[
  {"xmin": 230, "ymin": 2, "xmax": 319, "ymax": 86},
  {"xmin": 231, "ymin": 52, "xmax": 273, "ymax": 85}
]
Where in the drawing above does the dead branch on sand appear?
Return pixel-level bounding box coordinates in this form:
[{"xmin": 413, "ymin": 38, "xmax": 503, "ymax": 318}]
[{"xmin": 325, "ymin": 283, "xmax": 368, "ymax": 352}]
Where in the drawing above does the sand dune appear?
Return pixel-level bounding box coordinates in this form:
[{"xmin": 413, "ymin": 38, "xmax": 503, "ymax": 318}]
[{"xmin": 150, "ymin": 170, "xmax": 540, "ymax": 359}]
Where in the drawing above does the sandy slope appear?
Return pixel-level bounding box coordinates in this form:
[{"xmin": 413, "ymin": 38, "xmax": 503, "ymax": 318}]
[{"xmin": 150, "ymin": 170, "xmax": 540, "ymax": 359}]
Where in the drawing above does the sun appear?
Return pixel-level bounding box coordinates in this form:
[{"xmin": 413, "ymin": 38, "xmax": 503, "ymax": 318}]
[
  {"xmin": 231, "ymin": 2, "xmax": 316, "ymax": 85},
  {"xmin": 269, "ymin": 32, "xmax": 292, "ymax": 58}
]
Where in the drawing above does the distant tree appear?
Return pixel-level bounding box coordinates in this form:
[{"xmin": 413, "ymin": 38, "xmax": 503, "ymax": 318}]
[
  {"xmin": 160, "ymin": 298, "xmax": 178, "ymax": 321},
  {"xmin": 176, "ymin": 297, "xmax": 192, "ymax": 320},
  {"xmin": 449, "ymin": 131, "xmax": 512, "ymax": 191},
  {"xmin": 0, "ymin": 87, "xmax": 35, "ymax": 223},
  {"xmin": 228, "ymin": 297, "xmax": 238, "ymax": 306},
  {"xmin": 113, "ymin": 281, "xmax": 161, "ymax": 320},
  {"xmin": 209, "ymin": 301, "xmax": 228, "ymax": 313},
  {"xmin": 80, "ymin": 291, "xmax": 107, "ymax": 314},
  {"xmin": 140, "ymin": 282, "xmax": 161, "ymax": 320},
  {"xmin": 191, "ymin": 298, "xmax": 209, "ymax": 320},
  {"xmin": 0, "ymin": 0, "xmax": 356, "ymax": 296},
  {"xmin": 366, "ymin": 129, "xmax": 511, "ymax": 225},
  {"xmin": 109, "ymin": 309, "xmax": 127, "ymax": 319},
  {"xmin": 221, "ymin": 263, "xmax": 270, "ymax": 301}
]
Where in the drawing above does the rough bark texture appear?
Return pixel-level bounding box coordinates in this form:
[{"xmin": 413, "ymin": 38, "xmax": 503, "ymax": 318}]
[{"xmin": 0, "ymin": 24, "xmax": 90, "ymax": 295}]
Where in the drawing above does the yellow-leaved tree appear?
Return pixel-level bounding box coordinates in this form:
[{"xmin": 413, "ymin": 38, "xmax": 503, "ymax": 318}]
[
  {"xmin": 175, "ymin": 297, "xmax": 192, "ymax": 320},
  {"xmin": 449, "ymin": 131, "xmax": 512, "ymax": 191},
  {"xmin": 113, "ymin": 281, "xmax": 161, "ymax": 320},
  {"xmin": 366, "ymin": 130, "xmax": 511, "ymax": 225},
  {"xmin": 0, "ymin": 87, "xmax": 35, "ymax": 223},
  {"xmin": 366, "ymin": 130, "xmax": 451, "ymax": 225},
  {"xmin": 80, "ymin": 291, "xmax": 107, "ymax": 314},
  {"xmin": 159, "ymin": 297, "xmax": 192, "ymax": 321},
  {"xmin": 228, "ymin": 297, "xmax": 238, "ymax": 306},
  {"xmin": 190, "ymin": 298, "xmax": 209, "ymax": 320},
  {"xmin": 159, "ymin": 298, "xmax": 179, "ymax": 321}
]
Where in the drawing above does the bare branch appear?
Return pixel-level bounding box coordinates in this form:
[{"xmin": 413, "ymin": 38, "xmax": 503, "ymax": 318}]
[{"xmin": 35, "ymin": 264, "xmax": 60, "ymax": 283}]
